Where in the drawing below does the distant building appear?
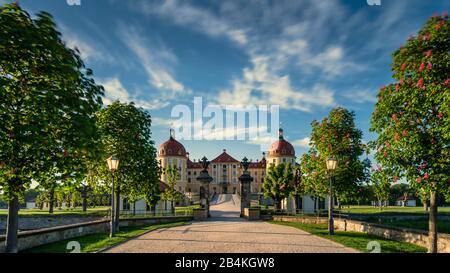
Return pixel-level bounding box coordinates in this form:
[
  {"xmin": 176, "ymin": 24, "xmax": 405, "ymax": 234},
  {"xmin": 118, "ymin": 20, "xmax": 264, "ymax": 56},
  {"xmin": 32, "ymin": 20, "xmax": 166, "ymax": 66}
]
[
  {"xmin": 25, "ymin": 198, "xmax": 37, "ymax": 209},
  {"xmin": 120, "ymin": 181, "xmax": 175, "ymax": 213},
  {"xmin": 157, "ymin": 128, "xmax": 324, "ymax": 213},
  {"xmin": 395, "ymin": 195, "xmax": 417, "ymax": 207}
]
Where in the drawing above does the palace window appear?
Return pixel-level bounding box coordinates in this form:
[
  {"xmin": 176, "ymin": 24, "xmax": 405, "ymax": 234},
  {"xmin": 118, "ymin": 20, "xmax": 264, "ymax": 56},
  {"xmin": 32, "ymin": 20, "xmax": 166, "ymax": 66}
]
[{"xmin": 188, "ymin": 178, "xmax": 191, "ymax": 183}]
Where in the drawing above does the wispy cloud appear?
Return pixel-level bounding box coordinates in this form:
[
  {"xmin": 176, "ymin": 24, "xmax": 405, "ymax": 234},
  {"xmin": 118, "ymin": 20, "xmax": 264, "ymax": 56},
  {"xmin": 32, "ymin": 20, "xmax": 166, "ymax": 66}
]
[
  {"xmin": 132, "ymin": 1, "xmax": 375, "ymax": 112},
  {"xmin": 136, "ymin": 0, "xmax": 248, "ymax": 46},
  {"xmin": 117, "ymin": 24, "xmax": 191, "ymax": 104},
  {"xmin": 59, "ymin": 24, "xmax": 114, "ymax": 63},
  {"xmin": 100, "ymin": 77, "xmax": 169, "ymax": 110},
  {"xmin": 341, "ymin": 88, "xmax": 378, "ymax": 104},
  {"xmin": 216, "ymin": 55, "xmax": 335, "ymax": 112},
  {"xmin": 292, "ymin": 137, "xmax": 311, "ymax": 149}
]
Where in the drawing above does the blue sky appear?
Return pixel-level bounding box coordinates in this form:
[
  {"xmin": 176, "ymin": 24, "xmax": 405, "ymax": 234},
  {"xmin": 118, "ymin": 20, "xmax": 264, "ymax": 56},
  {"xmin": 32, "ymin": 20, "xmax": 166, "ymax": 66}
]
[{"xmin": 7, "ymin": 0, "xmax": 449, "ymax": 162}]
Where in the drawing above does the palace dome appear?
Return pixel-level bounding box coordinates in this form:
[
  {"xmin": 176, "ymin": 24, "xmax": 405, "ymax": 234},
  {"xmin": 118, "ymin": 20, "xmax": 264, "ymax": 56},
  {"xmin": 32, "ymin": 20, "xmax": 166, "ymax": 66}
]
[
  {"xmin": 267, "ymin": 128, "xmax": 295, "ymax": 157},
  {"xmin": 159, "ymin": 131, "xmax": 187, "ymax": 157}
]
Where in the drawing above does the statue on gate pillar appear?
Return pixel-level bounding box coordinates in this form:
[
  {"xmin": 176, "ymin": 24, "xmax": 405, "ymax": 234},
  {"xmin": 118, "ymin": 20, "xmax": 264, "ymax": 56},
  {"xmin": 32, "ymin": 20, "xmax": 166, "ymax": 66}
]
[
  {"xmin": 239, "ymin": 157, "xmax": 253, "ymax": 217},
  {"xmin": 196, "ymin": 156, "xmax": 213, "ymax": 217}
]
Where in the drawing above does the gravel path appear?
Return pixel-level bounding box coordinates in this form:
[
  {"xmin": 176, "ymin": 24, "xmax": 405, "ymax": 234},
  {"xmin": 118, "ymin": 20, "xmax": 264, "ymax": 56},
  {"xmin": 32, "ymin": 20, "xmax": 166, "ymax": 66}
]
[{"xmin": 105, "ymin": 194, "xmax": 357, "ymax": 253}]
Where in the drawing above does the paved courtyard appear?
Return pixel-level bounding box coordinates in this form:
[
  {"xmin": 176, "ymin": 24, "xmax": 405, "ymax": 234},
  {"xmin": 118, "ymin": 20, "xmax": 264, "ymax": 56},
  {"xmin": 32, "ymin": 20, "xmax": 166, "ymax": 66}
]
[{"xmin": 105, "ymin": 194, "xmax": 357, "ymax": 253}]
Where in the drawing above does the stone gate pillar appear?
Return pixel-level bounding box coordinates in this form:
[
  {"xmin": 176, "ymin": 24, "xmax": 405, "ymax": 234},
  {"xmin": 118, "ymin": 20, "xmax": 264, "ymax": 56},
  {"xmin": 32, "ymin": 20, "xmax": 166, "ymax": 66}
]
[
  {"xmin": 238, "ymin": 157, "xmax": 253, "ymax": 217},
  {"xmin": 196, "ymin": 156, "xmax": 213, "ymax": 217}
]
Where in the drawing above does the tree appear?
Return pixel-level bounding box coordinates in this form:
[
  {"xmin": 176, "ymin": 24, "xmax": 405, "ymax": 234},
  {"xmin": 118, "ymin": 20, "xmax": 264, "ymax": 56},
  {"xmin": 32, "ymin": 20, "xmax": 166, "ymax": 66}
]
[
  {"xmin": 262, "ymin": 163, "xmax": 294, "ymax": 210},
  {"xmin": 307, "ymin": 108, "xmax": 370, "ymax": 209},
  {"xmin": 370, "ymin": 13, "xmax": 450, "ymax": 253},
  {"xmin": 91, "ymin": 101, "xmax": 160, "ymax": 231},
  {"xmin": 300, "ymin": 152, "xmax": 328, "ymax": 211},
  {"xmin": 0, "ymin": 3, "xmax": 103, "ymax": 252},
  {"xmin": 161, "ymin": 166, "xmax": 184, "ymax": 214},
  {"xmin": 290, "ymin": 165, "xmax": 305, "ymax": 212},
  {"xmin": 417, "ymin": 187, "xmax": 430, "ymax": 211},
  {"xmin": 370, "ymin": 165, "xmax": 396, "ymax": 210}
]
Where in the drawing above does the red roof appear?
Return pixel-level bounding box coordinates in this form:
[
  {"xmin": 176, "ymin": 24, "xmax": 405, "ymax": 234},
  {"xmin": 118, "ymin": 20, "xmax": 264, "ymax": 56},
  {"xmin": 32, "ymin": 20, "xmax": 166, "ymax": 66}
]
[
  {"xmin": 211, "ymin": 150, "xmax": 239, "ymax": 163},
  {"xmin": 248, "ymin": 158, "xmax": 266, "ymax": 169},
  {"xmin": 268, "ymin": 139, "xmax": 295, "ymax": 157},
  {"xmin": 187, "ymin": 158, "xmax": 202, "ymax": 169},
  {"xmin": 159, "ymin": 137, "xmax": 186, "ymax": 157}
]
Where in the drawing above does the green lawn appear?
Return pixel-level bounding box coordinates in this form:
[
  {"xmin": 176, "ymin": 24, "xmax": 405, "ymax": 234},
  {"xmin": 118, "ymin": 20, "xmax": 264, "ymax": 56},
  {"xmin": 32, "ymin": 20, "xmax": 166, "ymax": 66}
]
[
  {"xmin": 0, "ymin": 207, "xmax": 110, "ymax": 217},
  {"xmin": 175, "ymin": 204, "xmax": 200, "ymax": 214},
  {"xmin": 0, "ymin": 205, "xmax": 200, "ymax": 217},
  {"xmin": 336, "ymin": 205, "xmax": 450, "ymax": 215},
  {"xmin": 365, "ymin": 218, "xmax": 450, "ymax": 234},
  {"xmin": 22, "ymin": 222, "xmax": 187, "ymax": 253},
  {"xmin": 269, "ymin": 221, "xmax": 427, "ymax": 253}
]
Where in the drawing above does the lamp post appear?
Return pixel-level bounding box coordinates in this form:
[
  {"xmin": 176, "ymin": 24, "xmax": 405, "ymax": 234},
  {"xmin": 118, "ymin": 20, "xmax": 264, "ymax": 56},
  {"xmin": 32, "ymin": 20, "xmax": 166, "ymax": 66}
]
[
  {"xmin": 326, "ymin": 156, "xmax": 337, "ymax": 235},
  {"xmin": 107, "ymin": 155, "xmax": 120, "ymax": 237}
]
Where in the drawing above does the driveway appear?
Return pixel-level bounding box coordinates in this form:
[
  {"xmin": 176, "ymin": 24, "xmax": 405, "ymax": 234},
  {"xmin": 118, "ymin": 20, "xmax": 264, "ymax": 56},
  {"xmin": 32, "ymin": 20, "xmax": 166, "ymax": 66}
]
[{"xmin": 105, "ymin": 194, "xmax": 357, "ymax": 253}]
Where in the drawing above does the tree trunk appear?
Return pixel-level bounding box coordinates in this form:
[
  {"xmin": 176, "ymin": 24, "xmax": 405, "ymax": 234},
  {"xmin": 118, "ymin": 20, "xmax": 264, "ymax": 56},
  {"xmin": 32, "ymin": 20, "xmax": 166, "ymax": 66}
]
[
  {"xmin": 49, "ymin": 189, "xmax": 54, "ymax": 214},
  {"xmin": 428, "ymin": 190, "xmax": 438, "ymax": 253},
  {"xmin": 82, "ymin": 192, "xmax": 87, "ymax": 212},
  {"xmin": 171, "ymin": 200, "xmax": 175, "ymax": 214},
  {"xmin": 132, "ymin": 202, "xmax": 136, "ymax": 215},
  {"xmin": 114, "ymin": 190, "xmax": 120, "ymax": 232},
  {"xmin": 294, "ymin": 195, "xmax": 300, "ymax": 213},
  {"xmin": 5, "ymin": 196, "xmax": 19, "ymax": 253},
  {"xmin": 275, "ymin": 199, "xmax": 282, "ymax": 211},
  {"xmin": 423, "ymin": 202, "xmax": 428, "ymax": 212}
]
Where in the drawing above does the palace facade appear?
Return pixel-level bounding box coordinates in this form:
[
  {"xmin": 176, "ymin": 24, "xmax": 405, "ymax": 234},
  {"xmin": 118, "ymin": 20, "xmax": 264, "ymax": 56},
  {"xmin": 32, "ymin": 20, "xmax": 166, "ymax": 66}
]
[{"xmin": 157, "ymin": 128, "xmax": 296, "ymax": 202}]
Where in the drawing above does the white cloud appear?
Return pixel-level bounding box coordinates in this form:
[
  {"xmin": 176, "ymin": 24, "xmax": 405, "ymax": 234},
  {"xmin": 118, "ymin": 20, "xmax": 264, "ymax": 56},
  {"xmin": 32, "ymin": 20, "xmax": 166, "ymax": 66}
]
[
  {"xmin": 216, "ymin": 55, "xmax": 335, "ymax": 112},
  {"xmin": 100, "ymin": 77, "xmax": 169, "ymax": 110},
  {"xmin": 132, "ymin": 1, "xmax": 374, "ymax": 112},
  {"xmin": 59, "ymin": 24, "xmax": 113, "ymax": 63},
  {"xmin": 117, "ymin": 24, "xmax": 191, "ymax": 104},
  {"xmin": 137, "ymin": 0, "xmax": 248, "ymax": 46},
  {"xmin": 292, "ymin": 137, "xmax": 311, "ymax": 149},
  {"xmin": 341, "ymin": 89, "xmax": 378, "ymax": 104}
]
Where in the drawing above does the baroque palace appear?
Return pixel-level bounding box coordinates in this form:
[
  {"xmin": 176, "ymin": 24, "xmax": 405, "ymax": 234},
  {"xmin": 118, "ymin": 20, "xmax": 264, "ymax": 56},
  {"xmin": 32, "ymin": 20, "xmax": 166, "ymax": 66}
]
[{"xmin": 157, "ymin": 128, "xmax": 296, "ymax": 202}]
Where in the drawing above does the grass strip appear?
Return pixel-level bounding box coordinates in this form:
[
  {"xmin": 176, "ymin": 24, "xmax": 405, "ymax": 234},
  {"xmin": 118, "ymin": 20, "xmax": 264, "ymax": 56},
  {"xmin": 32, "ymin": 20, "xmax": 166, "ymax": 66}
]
[
  {"xmin": 22, "ymin": 221, "xmax": 187, "ymax": 253},
  {"xmin": 269, "ymin": 221, "xmax": 427, "ymax": 253}
]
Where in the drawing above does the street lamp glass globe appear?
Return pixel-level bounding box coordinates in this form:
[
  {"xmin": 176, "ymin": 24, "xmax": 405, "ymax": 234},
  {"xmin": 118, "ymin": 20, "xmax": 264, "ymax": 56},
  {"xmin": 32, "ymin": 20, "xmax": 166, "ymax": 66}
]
[
  {"xmin": 107, "ymin": 155, "xmax": 120, "ymax": 171},
  {"xmin": 326, "ymin": 157, "xmax": 337, "ymax": 170}
]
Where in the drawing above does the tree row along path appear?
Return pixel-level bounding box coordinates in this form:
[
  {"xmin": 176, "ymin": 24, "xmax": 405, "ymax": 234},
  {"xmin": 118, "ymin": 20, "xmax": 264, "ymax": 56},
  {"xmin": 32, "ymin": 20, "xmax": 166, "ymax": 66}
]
[{"xmin": 105, "ymin": 194, "xmax": 357, "ymax": 253}]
